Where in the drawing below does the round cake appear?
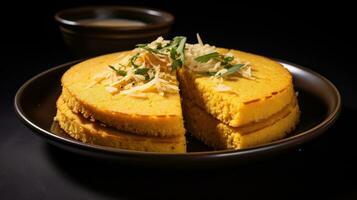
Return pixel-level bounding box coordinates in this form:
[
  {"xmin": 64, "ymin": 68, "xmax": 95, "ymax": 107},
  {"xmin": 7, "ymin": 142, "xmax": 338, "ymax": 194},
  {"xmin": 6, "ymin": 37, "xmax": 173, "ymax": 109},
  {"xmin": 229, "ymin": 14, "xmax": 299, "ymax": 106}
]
[
  {"xmin": 55, "ymin": 35, "xmax": 300, "ymax": 152},
  {"xmin": 61, "ymin": 51, "xmax": 185, "ymax": 137}
]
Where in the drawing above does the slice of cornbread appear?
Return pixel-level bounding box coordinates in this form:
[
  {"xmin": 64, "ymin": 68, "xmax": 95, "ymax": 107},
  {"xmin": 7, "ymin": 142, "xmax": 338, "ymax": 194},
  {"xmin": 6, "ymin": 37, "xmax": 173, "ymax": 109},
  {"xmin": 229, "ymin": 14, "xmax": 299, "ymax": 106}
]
[
  {"xmin": 178, "ymin": 48, "xmax": 295, "ymax": 127},
  {"xmin": 55, "ymin": 95, "xmax": 186, "ymax": 153},
  {"xmin": 182, "ymin": 96, "xmax": 300, "ymax": 149},
  {"xmin": 61, "ymin": 52, "xmax": 185, "ymax": 137}
]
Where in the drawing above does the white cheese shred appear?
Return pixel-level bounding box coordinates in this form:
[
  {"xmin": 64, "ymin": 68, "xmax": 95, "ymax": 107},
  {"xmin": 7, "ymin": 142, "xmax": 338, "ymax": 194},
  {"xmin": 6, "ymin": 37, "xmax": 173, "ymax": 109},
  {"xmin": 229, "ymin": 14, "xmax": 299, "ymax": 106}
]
[
  {"xmin": 88, "ymin": 35, "xmax": 253, "ymax": 97},
  {"xmin": 215, "ymin": 84, "xmax": 232, "ymax": 92}
]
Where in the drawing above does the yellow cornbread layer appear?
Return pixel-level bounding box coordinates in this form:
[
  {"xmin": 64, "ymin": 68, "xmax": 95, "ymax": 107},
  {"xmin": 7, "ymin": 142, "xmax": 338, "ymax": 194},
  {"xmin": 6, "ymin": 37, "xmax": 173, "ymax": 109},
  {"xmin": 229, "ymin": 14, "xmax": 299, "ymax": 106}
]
[
  {"xmin": 178, "ymin": 48, "xmax": 295, "ymax": 127},
  {"xmin": 61, "ymin": 51, "xmax": 185, "ymax": 137},
  {"xmin": 182, "ymin": 97, "xmax": 300, "ymax": 149},
  {"xmin": 55, "ymin": 95, "xmax": 186, "ymax": 153}
]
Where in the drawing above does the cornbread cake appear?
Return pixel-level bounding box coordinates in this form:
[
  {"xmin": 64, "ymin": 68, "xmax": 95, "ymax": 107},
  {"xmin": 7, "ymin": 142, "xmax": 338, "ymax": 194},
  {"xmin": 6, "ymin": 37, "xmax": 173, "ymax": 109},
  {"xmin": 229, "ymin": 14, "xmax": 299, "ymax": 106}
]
[
  {"xmin": 55, "ymin": 96, "xmax": 186, "ymax": 153},
  {"xmin": 182, "ymin": 97, "xmax": 300, "ymax": 149},
  {"xmin": 61, "ymin": 51, "xmax": 185, "ymax": 137},
  {"xmin": 55, "ymin": 35, "xmax": 300, "ymax": 152},
  {"xmin": 178, "ymin": 49, "xmax": 295, "ymax": 127}
]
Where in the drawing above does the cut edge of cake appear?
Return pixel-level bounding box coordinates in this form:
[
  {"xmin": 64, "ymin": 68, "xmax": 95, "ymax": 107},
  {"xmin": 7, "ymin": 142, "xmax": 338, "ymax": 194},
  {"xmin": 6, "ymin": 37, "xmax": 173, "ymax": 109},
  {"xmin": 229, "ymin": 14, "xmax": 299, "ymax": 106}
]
[
  {"xmin": 55, "ymin": 95, "xmax": 187, "ymax": 153},
  {"xmin": 182, "ymin": 96, "xmax": 300, "ymax": 150},
  {"xmin": 177, "ymin": 49, "xmax": 295, "ymax": 128},
  {"xmin": 55, "ymin": 40, "xmax": 300, "ymax": 152},
  {"xmin": 60, "ymin": 87, "xmax": 185, "ymax": 137}
]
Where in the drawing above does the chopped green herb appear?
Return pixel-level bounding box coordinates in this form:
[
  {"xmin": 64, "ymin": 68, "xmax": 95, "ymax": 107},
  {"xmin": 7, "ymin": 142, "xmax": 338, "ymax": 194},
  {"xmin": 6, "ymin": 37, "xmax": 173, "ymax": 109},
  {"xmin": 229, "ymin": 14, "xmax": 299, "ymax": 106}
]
[
  {"xmin": 164, "ymin": 36, "xmax": 186, "ymax": 70},
  {"xmin": 156, "ymin": 43, "xmax": 163, "ymax": 50},
  {"xmin": 223, "ymin": 56, "xmax": 234, "ymax": 63},
  {"xmin": 134, "ymin": 68, "xmax": 150, "ymax": 75},
  {"xmin": 119, "ymin": 63, "xmax": 127, "ymax": 68},
  {"xmin": 211, "ymin": 54, "xmax": 235, "ymax": 68},
  {"xmin": 176, "ymin": 37, "xmax": 186, "ymax": 66},
  {"xmin": 136, "ymin": 43, "xmax": 164, "ymax": 54},
  {"xmin": 129, "ymin": 53, "xmax": 140, "ymax": 68},
  {"xmin": 223, "ymin": 63, "xmax": 233, "ymax": 69},
  {"xmin": 109, "ymin": 65, "xmax": 127, "ymax": 76},
  {"xmin": 164, "ymin": 36, "xmax": 184, "ymax": 50},
  {"xmin": 170, "ymin": 47, "xmax": 177, "ymax": 60},
  {"xmin": 171, "ymin": 37, "xmax": 182, "ymax": 45},
  {"xmin": 137, "ymin": 45, "xmax": 166, "ymax": 55},
  {"xmin": 214, "ymin": 55, "xmax": 234, "ymax": 68},
  {"xmin": 171, "ymin": 59, "xmax": 182, "ymax": 70},
  {"xmin": 198, "ymin": 71, "xmax": 217, "ymax": 76},
  {"xmin": 216, "ymin": 64, "xmax": 245, "ymax": 77},
  {"xmin": 195, "ymin": 52, "xmax": 220, "ymax": 63}
]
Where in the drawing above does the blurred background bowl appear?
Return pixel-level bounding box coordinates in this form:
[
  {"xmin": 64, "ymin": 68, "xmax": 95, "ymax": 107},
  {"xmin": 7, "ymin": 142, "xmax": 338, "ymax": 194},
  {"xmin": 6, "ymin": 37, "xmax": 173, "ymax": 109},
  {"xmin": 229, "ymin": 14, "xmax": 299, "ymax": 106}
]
[{"xmin": 55, "ymin": 6, "xmax": 174, "ymax": 58}]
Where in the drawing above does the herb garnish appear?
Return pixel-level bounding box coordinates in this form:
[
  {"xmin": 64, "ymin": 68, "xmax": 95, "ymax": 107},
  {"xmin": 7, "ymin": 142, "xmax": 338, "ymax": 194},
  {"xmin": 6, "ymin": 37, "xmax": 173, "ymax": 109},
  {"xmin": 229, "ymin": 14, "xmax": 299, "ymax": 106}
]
[
  {"xmin": 194, "ymin": 51, "xmax": 245, "ymax": 76},
  {"xmin": 195, "ymin": 52, "xmax": 220, "ymax": 63},
  {"xmin": 168, "ymin": 36, "xmax": 186, "ymax": 70},
  {"xmin": 223, "ymin": 56, "xmax": 234, "ymax": 63},
  {"xmin": 216, "ymin": 64, "xmax": 245, "ymax": 77},
  {"xmin": 134, "ymin": 68, "xmax": 150, "ymax": 75},
  {"xmin": 109, "ymin": 65, "xmax": 127, "ymax": 76},
  {"xmin": 136, "ymin": 44, "xmax": 166, "ymax": 55},
  {"xmin": 102, "ymin": 36, "xmax": 253, "ymax": 96},
  {"xmin": 114, "ymin": 36, "xmax": 245, "ymax": 80},
  {"xmin": 195, "ymin": 52, "xmax": 234, "ymax": 66},
  {"xmin": 129, "ymin": 53, "xmax": 140, "ymax": 68},
  {"xmin": 156, "ymin": 43, "xmax": 163, "ymax": 50},
  {"xmin": 176, "ymin": 36, "xmax": 186, "ymax": 67},
  {"xmin": 198, "ymin": 71, "xmax": 218, "ymax": 76}
]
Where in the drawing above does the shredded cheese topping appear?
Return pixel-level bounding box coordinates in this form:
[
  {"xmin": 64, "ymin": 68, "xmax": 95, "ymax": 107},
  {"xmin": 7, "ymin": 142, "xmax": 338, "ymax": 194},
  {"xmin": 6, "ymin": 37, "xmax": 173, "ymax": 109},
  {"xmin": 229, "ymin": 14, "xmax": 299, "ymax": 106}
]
[{"xmin": 89, "ymin": 34, "xmax": 254, "ymax": 96}]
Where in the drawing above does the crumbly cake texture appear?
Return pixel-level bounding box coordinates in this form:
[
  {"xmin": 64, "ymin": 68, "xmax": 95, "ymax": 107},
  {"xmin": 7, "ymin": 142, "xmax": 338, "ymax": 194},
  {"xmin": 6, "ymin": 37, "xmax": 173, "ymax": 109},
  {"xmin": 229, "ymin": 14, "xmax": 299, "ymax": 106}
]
[
  {"xmin": 55, "ymin": 95, "xmax": 186, "ymax": 153},
  {"xmin": 57, "ymin": 45, "xmax": 300, "ymax": 152},
  {"xmin": 61, "ymin": 51, "xmax": 185, "ymax": 137},
  {"xmin": 182, "ymin": 97, "xmax": 300, "ymax": 149},
  {"xmin": 178, "ymin": 49, "xmax": 295, "ymax": 127}
]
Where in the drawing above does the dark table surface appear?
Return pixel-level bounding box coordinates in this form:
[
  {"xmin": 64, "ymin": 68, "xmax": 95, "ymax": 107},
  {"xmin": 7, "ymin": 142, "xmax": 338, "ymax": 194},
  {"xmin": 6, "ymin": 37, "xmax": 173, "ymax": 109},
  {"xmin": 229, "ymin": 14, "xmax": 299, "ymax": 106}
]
[{"xmin": 1, "ymin": 1, "xmax": 356, "ymax": 199}]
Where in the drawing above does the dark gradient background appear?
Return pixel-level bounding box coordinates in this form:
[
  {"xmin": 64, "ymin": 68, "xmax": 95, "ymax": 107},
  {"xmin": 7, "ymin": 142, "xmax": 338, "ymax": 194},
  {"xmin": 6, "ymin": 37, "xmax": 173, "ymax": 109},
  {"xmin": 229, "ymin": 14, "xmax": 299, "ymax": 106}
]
[{"xmin": 0, "ymin": 1, "xmax": 356, "ymax": 199}]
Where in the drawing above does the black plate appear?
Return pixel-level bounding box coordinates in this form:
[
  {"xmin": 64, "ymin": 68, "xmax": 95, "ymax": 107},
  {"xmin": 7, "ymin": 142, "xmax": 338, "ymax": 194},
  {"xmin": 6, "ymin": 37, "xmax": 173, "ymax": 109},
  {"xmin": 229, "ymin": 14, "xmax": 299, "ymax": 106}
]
[{"xmin": 14, "ymin": 59, "xmax": 341, "ymax": 167}]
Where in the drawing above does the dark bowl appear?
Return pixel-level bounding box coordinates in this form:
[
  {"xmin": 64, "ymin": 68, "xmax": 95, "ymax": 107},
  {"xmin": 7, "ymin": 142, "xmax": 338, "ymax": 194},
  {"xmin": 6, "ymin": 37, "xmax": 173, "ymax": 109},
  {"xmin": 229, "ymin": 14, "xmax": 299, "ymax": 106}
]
[
  {"xmin": 55, "ymin": 6, "xmax": 174, "ymax": 58},
  {"xmin": 14, "ymin": 59, "xmax": 341, "ymax": 168}
]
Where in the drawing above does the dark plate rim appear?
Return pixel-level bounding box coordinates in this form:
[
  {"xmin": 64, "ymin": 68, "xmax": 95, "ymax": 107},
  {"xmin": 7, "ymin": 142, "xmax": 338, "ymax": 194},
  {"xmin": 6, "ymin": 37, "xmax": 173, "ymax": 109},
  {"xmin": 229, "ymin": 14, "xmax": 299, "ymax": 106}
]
[{"xmin": 14, "ymin": 59, "xmax": 341, "ymax": 158}]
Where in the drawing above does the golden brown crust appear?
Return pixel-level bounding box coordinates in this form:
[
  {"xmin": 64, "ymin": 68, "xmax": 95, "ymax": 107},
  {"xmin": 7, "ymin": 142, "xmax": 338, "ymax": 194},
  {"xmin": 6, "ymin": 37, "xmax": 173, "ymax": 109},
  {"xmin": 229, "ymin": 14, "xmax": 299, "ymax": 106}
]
[
  {"xmin": 183, "ymin": 96, "xmax": 300, "ymax": 150},
  {"xmin": 178, "ymin": 60, "xmax": 296, "ymax": 128},
  {"xmin": 55, "ymin": 95, "xmax": 186, "ymax": 153},
  {"xmin": 56, "ymin": 47, "xmax": 300, "ymax": 152},
  {"xmin": 60, "ymin": 51, "xmax": 185, "ymax": 137}
]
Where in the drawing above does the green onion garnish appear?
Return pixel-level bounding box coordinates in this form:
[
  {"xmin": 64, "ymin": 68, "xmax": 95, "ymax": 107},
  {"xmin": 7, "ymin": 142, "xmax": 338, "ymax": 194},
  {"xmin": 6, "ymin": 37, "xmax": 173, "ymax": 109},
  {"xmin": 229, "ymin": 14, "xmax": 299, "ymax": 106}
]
[
  {"xmin": 109, "ymin": 65, "xmax": 127, "ymax": 76},
  {"xmin": 195, "ymin": 52, "xmax": 220, "ymax": 63}
]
